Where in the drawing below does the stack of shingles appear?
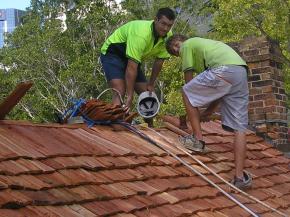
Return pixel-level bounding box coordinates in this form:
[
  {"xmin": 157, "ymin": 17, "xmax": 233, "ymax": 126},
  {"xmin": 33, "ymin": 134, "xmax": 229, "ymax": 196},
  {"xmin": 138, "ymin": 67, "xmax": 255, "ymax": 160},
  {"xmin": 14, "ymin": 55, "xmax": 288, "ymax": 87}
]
[{"xmin": 65, "ymin": 99, "xmax": 126, "ymax": 123}]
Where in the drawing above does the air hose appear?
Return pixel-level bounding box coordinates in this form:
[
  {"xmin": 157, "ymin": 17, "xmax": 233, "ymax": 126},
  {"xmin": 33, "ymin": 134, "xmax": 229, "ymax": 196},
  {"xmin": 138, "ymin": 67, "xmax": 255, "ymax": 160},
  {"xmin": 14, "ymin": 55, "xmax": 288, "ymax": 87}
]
[{"xmin": 97, "ymin": 88, "xmax": 124, "ymax": 105}]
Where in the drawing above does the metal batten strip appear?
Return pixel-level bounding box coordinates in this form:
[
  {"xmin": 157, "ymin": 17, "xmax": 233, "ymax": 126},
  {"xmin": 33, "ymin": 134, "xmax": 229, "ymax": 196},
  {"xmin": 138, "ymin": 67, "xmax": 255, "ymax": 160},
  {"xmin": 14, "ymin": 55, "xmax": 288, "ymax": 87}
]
[
  {"xmin": 116, "ymin": 123, "xmax": 260, "ymax": 217},
  {"xmin": 138, "ymin": 124, "xmax": 287, "ymax": 217}
]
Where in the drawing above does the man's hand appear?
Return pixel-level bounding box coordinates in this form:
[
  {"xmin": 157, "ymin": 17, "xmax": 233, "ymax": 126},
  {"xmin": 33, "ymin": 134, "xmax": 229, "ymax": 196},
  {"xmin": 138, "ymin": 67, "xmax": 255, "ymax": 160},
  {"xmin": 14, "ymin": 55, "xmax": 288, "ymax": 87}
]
[
  {"xmin": 200, "ymin": 99, "xmax": 221, "ymax": 122},
  {"xmin": 147, "ymin": 58, "xmax": 164, "ymax": 96},
  {"xmin": 200, "ymin": 110, "xmax": 212, "ymax": 123},
  {"xmin": 123, "ymin": 102, "xmax": 131, "ymax": 114},
  {"xmin": 147, "ymin": 84, "xmax": 155, "ymax": 96}
]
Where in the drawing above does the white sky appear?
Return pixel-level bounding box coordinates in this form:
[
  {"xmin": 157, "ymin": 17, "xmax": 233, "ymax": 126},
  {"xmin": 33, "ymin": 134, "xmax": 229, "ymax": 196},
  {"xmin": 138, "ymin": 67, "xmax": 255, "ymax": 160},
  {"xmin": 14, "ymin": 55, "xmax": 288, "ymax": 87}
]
[
  {"xmin": 1, "ymin": 0, "xmax": 31, "ymax": 11},
  {"xmin": 0, "ymin": 0, "xmax": 122, "ymax": 11}
]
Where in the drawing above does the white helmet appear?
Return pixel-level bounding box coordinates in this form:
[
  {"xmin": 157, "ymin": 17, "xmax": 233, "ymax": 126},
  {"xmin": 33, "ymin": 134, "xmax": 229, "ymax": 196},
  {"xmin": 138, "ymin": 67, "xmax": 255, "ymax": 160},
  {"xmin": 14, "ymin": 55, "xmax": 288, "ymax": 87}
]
[{"xmin": 137, "ymin": 91, "xmax": 160, "ymax": 118}]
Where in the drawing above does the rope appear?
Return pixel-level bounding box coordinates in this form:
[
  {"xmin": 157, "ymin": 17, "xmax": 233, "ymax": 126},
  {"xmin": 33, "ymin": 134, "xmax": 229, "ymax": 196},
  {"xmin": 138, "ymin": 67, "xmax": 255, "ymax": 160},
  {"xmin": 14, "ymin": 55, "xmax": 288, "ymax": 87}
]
[
  {"xmin": 115, "ymin": 122, "xmax": 260, "ymax": 217},
  {"xmin": 61, "ymin": 88, "xmax": 124, "ymax": 125},
  {"xmin": 136, "ymin": 124, "xmax": 287, "ymax": 217},
  {"xmin": 61, "ymin": 99, "xmax": 86, "ymax": 119}
]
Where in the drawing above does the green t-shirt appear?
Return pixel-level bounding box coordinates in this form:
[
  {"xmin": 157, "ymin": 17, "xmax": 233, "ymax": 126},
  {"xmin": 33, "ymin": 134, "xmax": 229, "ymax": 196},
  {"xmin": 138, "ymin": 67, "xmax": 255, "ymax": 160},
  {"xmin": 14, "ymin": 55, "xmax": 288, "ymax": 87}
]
[
  {"xmin": 101, "ymin": 20, "xmax": 172, "ymax": 64},
  {"xmin": 179, "ymin": 37, "xmax": 248, "ymax": 74}
]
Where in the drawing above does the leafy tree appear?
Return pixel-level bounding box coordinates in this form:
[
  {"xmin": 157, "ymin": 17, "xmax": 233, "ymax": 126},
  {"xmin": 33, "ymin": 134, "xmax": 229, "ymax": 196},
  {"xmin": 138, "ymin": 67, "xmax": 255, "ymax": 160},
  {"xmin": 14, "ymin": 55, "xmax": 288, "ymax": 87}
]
[
  {"xmin": 201, "ymin": 0, "xmax": 290, "ymax": 105},
  {"xmin": 0, "ymin": 0, "xmax": 205, "ymax": 124},
  {"xmin": 0, "ymin": 0, "xmax": 126, "ymax": 122}
]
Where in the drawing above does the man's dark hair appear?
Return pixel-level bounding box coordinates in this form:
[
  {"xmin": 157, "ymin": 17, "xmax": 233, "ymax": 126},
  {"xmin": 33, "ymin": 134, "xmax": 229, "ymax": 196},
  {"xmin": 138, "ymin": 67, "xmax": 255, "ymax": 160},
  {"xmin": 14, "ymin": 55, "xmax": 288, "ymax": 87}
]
[{"xmin": 156, "ymin": 8, "xmax": 175, "ymax": 20}]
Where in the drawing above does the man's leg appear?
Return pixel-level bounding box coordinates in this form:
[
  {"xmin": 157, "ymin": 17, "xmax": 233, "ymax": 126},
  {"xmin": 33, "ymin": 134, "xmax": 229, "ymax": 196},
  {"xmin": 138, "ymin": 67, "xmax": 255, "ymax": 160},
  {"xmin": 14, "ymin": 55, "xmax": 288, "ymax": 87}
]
[
  {"xmin": 182, "ymin": 89, "xmax": 203, "ymax": 140},
  {"xmin": 100, "ymin": 53, "xmax": 127, "ymax": 106},
  {"xmin": 108, "ymin": 79, "xmax": 126, "ymax": 105},
  {"xmin": 233, "ymin": 130, "xmax": 247, "ymax": 178}
]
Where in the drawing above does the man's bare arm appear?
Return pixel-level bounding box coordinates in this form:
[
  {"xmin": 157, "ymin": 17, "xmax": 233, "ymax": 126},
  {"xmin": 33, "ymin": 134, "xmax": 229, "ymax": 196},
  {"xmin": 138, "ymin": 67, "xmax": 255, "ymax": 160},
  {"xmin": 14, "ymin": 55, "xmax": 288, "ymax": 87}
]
[{"xmin": 148, "ymin": 58, "xmax": 164, "ymax": 94}]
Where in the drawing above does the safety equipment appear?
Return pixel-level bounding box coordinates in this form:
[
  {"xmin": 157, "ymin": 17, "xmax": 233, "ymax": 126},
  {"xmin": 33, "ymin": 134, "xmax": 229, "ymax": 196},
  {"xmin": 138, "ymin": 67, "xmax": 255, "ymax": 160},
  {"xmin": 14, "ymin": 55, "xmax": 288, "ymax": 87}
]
[{"xmin": 137, "ymin": 91, "xmax": 160, "ymax": 118}]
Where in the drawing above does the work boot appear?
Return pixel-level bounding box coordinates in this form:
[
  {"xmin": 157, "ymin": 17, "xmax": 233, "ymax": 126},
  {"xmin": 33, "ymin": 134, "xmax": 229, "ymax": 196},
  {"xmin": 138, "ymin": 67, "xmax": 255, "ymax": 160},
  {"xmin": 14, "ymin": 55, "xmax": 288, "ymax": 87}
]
[
  {"xmin": 230, "ymin": 172, "xmax": 253, "ymax": 191},
  {"xmin": 179, "ymin": 134, "xmax": 205, "ymax": 152}
]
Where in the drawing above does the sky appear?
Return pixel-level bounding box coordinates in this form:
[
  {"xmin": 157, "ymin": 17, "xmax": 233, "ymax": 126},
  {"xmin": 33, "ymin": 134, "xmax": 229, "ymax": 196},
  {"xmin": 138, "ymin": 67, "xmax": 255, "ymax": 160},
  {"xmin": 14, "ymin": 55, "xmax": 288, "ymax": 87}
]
[{"xmin": 1, "ymin": 0, "xmax": 31, "ymax": 11}]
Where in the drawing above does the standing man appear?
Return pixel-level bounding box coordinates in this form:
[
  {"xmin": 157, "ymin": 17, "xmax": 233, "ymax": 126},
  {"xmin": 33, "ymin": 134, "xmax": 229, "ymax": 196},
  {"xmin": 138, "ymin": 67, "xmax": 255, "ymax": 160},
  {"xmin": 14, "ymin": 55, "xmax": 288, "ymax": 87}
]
[
  {"xmin": 165, "ymin": 34, "xmax": 253, "ymax": 191},
  {"xmin": 100, "ymin": 8, "xmax": 175, "ymax": 127}
]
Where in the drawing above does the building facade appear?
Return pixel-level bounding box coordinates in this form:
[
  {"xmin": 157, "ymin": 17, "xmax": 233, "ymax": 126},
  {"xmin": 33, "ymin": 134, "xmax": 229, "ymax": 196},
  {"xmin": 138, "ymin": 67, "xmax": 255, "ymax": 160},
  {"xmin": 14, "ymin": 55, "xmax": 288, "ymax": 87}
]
[{"xmin": 0, "ymin": 9, "xmax": 26, "ymax": 48}]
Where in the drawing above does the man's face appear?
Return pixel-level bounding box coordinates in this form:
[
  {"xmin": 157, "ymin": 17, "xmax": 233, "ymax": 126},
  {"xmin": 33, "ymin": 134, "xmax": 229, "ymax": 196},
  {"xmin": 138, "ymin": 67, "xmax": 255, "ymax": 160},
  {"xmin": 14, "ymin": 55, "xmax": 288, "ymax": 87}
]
[
  {"xmin": 154, "ymin": 15, "xmax": 174, "ymax": 37},
  {"xmin": 171, "ymin": 41, "xmax": 183, "ymax": 57}
]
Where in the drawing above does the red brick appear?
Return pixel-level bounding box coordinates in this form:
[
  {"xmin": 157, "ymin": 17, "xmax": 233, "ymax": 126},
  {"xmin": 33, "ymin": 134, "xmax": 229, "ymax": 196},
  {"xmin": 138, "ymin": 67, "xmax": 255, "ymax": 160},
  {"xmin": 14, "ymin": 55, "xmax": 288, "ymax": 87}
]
[
  {"xmin": 276, "ymin": 107, "xmax": 285, "ymax": 113},
  {"xmin": 249, "ymin": 101, "xmax": 264, "ymax": 108},
  {"xmin": 269, "ymin": 126, "xmax": 281, "ymax": 133},
  {"xmin": 260, "ymin": 47, "xmax": 270, "ymax": 54},
  {"xmin": 255, "ymin": 106, "xmax": 276, "ymax": 114},
  {"xmin": 247, "ymin": 54, "xmax": 272, "ymax": 63},
  {"xmin": 266, "ymin": 113, "xmax": 280, "ymax": 120},
  {"xmin": 249, "ymin": 114, "xmax": 265, "ymax": 121},
  {"xmin": 252, "ymin": 80, "xmax": 274, "ymax": 88},
  {"xmin": 261, "ymin": 60, "xmax": 270, "ymax": 67},
  {"xmin": 273, "ymin": 55, "xmax": 284, "ymax": 63},
  {"xmin": 273, "ymin": 68, "xmax": 283, "ymax": 76},
  {"xmin": 254, "ymin": 93, "xmax": 275, "ymax": 101},
  {"xmin": 265, "ymin": 99, "xmax": 280, "ymax": 106},
  {"xmin": 249, "ymin": 88, "xmax": 262, "ymax": 95},
  {"xmin": 239, "ymin": 37, "xmax": 258, "ymax": 45},
  {"xmin": 248, "ymin": 62, "xmax": 260, "ymax": 69},
  {"xmin": 261, "ymin": 73, "xmax": 272, "ymax": 80},
  {"xmin": 263, "ymin": 86, "xmax": 273, "ymax": 93},
  {"xmin": 248, "ymin": 108, "xmax": 255, "ymax": 114},
  {"xmin": 239, "ymin": 44, "xmax": 250, "ymax": 52},
  {"xmin": 281, "ymin": 114, "xmax": 287, "ymax": 120},
  {"xmin": 280, "ymin": 101, "xmax": 287, "ymax": 107},
  {"xmin": 251, "ymin": 66, "xmax": 274, "ymax": 74},
  {"xmin": 267, "ymin": 133, "xmax": 279, "ymax": 140},
  {"xmin": 256, "ymin": 124, "xmax": 267, "ymax": 133},
  {"xmin": 249, "ymin": 41, "xmax": 271, "ymax": 49},
  {"xmin": 243, "ymin": 50, "xmax": 259, "ymax": 56}
]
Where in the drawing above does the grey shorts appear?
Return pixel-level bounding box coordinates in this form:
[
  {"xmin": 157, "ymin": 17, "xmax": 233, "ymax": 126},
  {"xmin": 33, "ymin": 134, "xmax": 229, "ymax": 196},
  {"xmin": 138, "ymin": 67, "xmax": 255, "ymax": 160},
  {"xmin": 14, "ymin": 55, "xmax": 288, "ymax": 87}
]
[{"xmin": 183, "ymin": 65, "xmax": 249, "ymax": 133}]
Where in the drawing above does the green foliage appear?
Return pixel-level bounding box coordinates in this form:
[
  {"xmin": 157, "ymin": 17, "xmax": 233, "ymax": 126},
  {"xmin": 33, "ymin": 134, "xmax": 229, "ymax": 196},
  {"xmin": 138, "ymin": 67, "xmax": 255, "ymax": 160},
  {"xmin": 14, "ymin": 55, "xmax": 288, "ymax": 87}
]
[
  {"xmin": 0, "ymin": 0, "xmax": 124, "ymax": 122},
  {"xmin": 121, "ymin": 0, "xmax": 197, "ymax": 36},
  {"xmin": 201, "ymin": 0, "xmax": 290, "ymax": 104},
  {"xmin": 0, "ymin": 0, "xmax": 202, "ymax": 124},
  {"xmin": 148, "ymin": 56, "xmax": 186, "ymax": 127}
]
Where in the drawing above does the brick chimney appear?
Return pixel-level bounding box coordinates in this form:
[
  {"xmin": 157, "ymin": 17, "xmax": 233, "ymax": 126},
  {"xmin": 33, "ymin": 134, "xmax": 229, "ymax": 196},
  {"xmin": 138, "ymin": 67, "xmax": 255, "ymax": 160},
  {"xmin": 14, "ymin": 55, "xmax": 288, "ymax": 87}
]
[{"xmin": 227, "ymin": 36, "xmax": 289, "ymax": 152}]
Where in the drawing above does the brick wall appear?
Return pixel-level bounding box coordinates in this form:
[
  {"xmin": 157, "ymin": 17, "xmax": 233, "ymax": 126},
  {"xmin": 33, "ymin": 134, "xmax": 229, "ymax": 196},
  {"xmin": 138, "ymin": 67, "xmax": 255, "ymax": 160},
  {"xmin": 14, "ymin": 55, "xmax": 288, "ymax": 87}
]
[{"xmin": 228, "ymin": 36, "xmax": 289, "ymax": 151}]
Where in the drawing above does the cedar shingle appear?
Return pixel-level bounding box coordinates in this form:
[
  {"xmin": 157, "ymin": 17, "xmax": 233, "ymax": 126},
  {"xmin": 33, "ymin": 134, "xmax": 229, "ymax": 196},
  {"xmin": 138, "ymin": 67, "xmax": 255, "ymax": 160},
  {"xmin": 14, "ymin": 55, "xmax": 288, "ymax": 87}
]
[
  {"xmin": 0, "ymin": 114, "xmax": 290, "ymax": 216},
  {"xmin": 109, "ymin": 198, "xmax": 137, "ymax": 213}
]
